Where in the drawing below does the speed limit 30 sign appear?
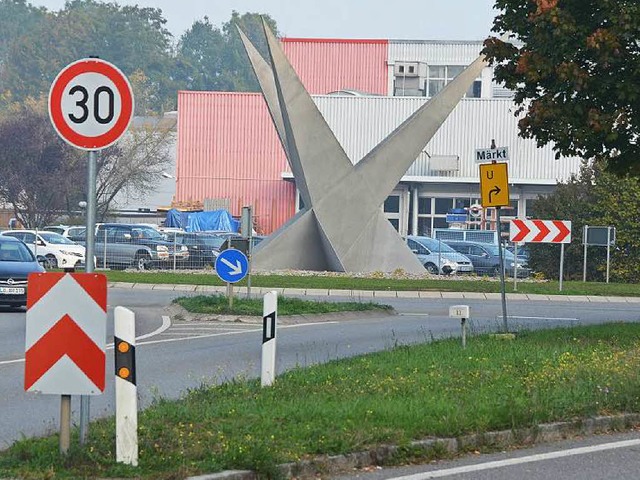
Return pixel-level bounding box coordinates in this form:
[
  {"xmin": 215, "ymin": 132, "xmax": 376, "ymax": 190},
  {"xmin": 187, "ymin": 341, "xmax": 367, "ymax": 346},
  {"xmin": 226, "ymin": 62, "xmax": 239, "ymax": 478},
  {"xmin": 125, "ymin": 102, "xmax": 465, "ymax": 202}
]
[{"xmin": 48, "ymin": 58, "xmax": 134, "ymax": 150}]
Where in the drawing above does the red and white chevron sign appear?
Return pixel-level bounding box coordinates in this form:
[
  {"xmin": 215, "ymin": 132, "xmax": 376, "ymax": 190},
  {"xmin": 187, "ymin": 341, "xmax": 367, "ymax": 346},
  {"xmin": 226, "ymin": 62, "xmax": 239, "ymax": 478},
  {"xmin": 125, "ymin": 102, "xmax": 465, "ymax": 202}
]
[
  {"xmin": 25, "ymin": 273, "xmax": 107, "ymax": 395},
  {"xmin": 510, "ymin": 219, "xmax": 572, "ymax": 244}
]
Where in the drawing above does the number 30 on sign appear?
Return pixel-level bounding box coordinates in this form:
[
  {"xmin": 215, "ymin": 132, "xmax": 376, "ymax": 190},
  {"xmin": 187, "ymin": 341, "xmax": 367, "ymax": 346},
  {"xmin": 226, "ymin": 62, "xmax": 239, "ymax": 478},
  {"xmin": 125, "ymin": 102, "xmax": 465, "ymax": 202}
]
[{"xmin": 48, "ymin": 58, "xmax": 134, "ymax": 151}]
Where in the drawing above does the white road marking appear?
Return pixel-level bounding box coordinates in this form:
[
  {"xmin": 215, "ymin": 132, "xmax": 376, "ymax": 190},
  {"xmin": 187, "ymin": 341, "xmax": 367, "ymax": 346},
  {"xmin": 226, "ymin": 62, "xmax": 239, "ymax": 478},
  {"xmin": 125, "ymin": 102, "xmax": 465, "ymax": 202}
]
[
  {"xmin": 390, "ymin": 438, "xmax": 640, "ymax": 479},
  {"xmin": 0, "ymin": 319, "xmax": 340, "ymax": 365},
  {"xmin": 136, "ymin": 315, "xmax": 172, "ymax": 340},
  {"xmin": 507, "ymin": 316, "xmax": 579, "ymax": 322}
]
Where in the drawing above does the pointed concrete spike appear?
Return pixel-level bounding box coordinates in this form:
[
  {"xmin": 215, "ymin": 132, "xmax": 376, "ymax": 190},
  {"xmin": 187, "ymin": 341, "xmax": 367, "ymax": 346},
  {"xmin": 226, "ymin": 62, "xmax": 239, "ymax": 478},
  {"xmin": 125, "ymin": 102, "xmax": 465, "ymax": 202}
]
[
  {"xmin": 356, "ymin": 54, "xmax": 488, "ymax": 208},
  {"xmin": 236, "ymin": 26, "xmax": 288, "ymax": 152},
  {"xmin": 252, "ymin": 209, "xmax": 330, "ymax": 271},
  {"xmin": 236, "ymin": 26, "xmax": 312, "ymax": 207},
  {"xmin": 261, "ymin": 19, "xmax": 354, "ymax": 205},
  {"xmin": 341, "ymin": 212, "xmax": 426, "ymax": 274}
]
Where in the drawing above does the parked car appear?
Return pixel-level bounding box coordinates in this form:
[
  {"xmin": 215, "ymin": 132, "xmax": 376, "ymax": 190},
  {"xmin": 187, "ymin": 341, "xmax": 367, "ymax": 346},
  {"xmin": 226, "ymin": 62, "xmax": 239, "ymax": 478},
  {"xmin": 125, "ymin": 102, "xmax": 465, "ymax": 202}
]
[
  {"xmin": 93, "ymin": 223, "xmax": 189, "ymax": 270},
  {"xmin": 44, "ymin": 225, "xmax": 88, "ymax": 242},
  {"xmin": 0, "ymin": 235, "xmax": 45, "ymax": 308},
  {"xmin": 407, "ymin": 236, "xmax": 474, "ymax": 275},
  {"xmin": 171, "ymin": 232, "xmax": 227, "ymax": 268},
  {"xmin": 0, "ymin": 230, "xmax": 87, "ymax": 269},
  {"xmin": 506, "ymin": 244, "xmax": 530, "ymax": 267},
  {"xmin": 444, "ymin": 240, "xmax": 530, "ymax": 278}
]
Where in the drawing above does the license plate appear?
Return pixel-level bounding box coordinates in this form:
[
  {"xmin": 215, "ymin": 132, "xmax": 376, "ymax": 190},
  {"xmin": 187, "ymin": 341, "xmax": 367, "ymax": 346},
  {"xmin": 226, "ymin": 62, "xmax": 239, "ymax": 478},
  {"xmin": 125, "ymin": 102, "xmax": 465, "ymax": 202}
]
[{"xmin": 0, "ymin": 287, "xmax": 25, "ymax": 295}]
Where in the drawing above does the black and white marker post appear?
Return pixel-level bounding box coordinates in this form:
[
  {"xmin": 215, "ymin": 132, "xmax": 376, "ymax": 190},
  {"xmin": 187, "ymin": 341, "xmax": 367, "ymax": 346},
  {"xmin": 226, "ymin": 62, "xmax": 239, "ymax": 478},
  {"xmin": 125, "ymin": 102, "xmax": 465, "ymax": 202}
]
[
  {"xmin": 114, "ymin": 306, "xmax": 138, "ymax": 466},
  {"xmin": 261, "ymin": 291, "xmax": 278, "ymax": 387}
]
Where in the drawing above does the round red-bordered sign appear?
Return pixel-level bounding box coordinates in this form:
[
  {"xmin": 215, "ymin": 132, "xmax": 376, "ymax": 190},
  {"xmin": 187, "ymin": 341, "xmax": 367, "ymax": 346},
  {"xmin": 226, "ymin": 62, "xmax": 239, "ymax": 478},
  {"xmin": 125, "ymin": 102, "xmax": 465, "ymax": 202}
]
[{"xmin": 48, "ymin": 58, "xmax": 134, "ymax": 150}]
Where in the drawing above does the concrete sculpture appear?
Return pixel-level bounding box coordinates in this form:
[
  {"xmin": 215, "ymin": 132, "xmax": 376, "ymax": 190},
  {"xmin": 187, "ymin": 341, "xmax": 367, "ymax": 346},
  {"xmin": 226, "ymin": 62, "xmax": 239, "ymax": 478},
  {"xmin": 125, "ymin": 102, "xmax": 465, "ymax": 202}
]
[{"xmin": 238, "ymin": 22, "xmax": 488, "ymax": 273}]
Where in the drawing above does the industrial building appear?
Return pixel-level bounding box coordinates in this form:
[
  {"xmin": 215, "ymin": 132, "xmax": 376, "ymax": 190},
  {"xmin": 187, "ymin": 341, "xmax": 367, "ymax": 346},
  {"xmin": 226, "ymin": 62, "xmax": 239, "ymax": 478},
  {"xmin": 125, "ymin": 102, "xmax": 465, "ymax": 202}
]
[{"xmin": 172, "ymin": 37, "xmax": 583, "ymax": 236}]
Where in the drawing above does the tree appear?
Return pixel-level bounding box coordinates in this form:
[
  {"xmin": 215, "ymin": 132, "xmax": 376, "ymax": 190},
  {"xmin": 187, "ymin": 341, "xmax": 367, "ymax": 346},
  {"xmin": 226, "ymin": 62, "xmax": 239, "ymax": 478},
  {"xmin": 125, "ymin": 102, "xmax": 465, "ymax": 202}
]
[
  {"xmin": 528, "ymin": 162, "xmax": 640, "ymax": 283},
  {"xmin": 0, "ymin": 97, "xmax": 175, "ymax": 225},
  {"xmin": 1, "ymin": 0, "xmax": 176, "ymax": 112},
  {"xmin": 0, "ymin": 97, "xmax": 83, "ymax": 227},
  {"xmin": 94, "ymin": 116, "xmax": 176, "ymax": 221},
  {"xmin": 483, "ymin": 1, "xmax": 640, "ymax": 175},
  {"xmin": 175, "ymin": 11, "xmax": 279, "ymax": 92}
]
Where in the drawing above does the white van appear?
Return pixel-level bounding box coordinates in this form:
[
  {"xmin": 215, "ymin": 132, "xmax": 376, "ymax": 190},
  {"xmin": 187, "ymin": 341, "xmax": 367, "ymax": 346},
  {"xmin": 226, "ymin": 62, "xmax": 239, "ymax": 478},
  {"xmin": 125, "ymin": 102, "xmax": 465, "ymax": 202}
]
[{"xmin": 0, "ymin": 230, "xmax": 86, "ymax": 269}]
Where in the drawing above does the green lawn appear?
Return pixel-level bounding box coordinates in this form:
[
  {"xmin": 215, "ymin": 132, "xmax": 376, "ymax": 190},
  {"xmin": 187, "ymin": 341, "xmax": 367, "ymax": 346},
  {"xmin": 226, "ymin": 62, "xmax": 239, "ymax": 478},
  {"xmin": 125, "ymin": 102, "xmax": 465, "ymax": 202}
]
[
  {"xmin": 2, "ymin": 323, "xmax": 640, "ymax": 479},
  {"xmin": 174, "ymin": 295, "xmax": 392, "ymax": 316},
  {"xmin": 103, "ymin": 270, "xmax": 640, "ymax": 297}
]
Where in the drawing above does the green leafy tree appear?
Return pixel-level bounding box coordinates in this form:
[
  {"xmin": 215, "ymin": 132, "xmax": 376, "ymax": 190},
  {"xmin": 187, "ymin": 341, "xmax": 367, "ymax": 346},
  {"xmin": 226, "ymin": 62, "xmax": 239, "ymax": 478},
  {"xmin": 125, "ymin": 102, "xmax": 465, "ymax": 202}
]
[
  {"xmin": 528, "ymin": 162, "xmax": 640, "ymax": 283},
  {"xmin": 483, "ymin": 1, "xmax": 640, "ymax": 175},
  {"xmin": 0, "ymin": 0, "xmax": 45, "ymax": 63},
  {"xmin": 1, "ymin": 0, "xmax": 175, "ymax": 112},
  {"xmin": 0, "ymin": 97, "xmax": 83, "ymax": 227},
  {"xmin": 175, "ymin": 11, "xmax": 279, "ymax": 92}
]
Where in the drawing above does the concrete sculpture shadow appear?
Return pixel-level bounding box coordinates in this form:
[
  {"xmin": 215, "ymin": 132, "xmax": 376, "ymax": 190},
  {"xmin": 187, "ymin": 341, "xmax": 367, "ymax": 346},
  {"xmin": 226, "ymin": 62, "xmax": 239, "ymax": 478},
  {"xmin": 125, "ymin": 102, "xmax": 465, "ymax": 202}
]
[{"xmin": 238, "ymin": 21, "xmax": 487, "ymax": 273}]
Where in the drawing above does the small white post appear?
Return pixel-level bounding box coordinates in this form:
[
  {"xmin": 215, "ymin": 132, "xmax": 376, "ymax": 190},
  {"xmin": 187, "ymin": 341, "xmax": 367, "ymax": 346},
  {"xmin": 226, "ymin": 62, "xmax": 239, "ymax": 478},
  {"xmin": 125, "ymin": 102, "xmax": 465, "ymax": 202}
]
[
  {"xmin": 261, "ymin": 291, "xmax": 278, "ymax": 387},
  {"xmin": 115, "ymin": 306, "xmax": 138, "ymax": 466},
  {"xmin": 449, "ymin": 305, "xmax": 470, "ymax": 349}
]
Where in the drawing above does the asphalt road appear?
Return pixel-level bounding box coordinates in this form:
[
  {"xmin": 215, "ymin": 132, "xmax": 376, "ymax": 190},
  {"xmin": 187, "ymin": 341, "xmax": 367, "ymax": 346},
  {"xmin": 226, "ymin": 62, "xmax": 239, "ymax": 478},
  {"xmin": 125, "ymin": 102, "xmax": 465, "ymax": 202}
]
[
  {"xmin": 1, "ymin": 286, "xmax": 639, "ymax": 468},
  {"xmin": 333, "ymin": 429, "xmax": 640, "ymax": 480}
]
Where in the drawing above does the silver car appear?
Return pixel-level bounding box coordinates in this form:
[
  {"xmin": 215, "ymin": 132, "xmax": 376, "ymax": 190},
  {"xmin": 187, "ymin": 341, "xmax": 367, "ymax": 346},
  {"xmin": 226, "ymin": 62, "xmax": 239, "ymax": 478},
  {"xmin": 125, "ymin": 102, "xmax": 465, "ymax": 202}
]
[{"xmin": 407, "ymin": 236, "xmax": 474, "ymax": 275}]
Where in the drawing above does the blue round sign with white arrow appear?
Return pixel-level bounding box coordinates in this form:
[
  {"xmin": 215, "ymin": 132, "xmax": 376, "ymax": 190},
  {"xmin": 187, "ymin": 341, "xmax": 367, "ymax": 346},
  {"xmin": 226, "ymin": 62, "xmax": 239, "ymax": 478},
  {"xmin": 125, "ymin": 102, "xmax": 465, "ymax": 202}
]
[{"xmin": 215, "ymin": 248, "xmax": 249, "ymax": 283}]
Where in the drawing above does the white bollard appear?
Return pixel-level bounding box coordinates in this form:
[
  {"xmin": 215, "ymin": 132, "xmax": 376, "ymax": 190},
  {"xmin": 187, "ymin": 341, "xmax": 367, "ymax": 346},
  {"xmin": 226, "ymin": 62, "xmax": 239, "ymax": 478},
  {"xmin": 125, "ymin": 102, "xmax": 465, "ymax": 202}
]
[
  {"xmin": 449, "ymin": 305, "xmax": 470, "ymax": 349},
  {"xmin": 261, "ymin": 291, "xmax": 278, "ymax": 387},
  {"xmin": 114, "ymin": 306, "xmax": 138, "ymax": 466}
]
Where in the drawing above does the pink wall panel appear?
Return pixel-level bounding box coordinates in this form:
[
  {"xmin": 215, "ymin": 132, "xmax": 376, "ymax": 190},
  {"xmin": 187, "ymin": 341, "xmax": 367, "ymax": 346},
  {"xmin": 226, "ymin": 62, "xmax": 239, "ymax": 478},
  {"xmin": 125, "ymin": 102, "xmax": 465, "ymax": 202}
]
[
  {"xmin": 282, "ymin": 38, "xmax": 389, "ymax": 95},
  {"xmin": 176, "ymin": 91, "xmax": 295, "ymax": 234}
]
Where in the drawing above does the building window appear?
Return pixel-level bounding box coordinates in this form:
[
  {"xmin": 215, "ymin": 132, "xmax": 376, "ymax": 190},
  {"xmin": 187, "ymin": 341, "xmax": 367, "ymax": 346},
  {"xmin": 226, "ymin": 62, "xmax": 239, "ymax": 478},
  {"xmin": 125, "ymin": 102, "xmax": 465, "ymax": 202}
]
[
  {"xmin": 418, "ymin": 197, "xmax": 432, "ymax": 214},
  {"xmin": 434, "ymin": 198, "xmax": 453, "ymax": 215},
  {"xmin": 384, "ymin": 195, "xmax": 400, "ymax": 213},
  {"xmin": 427, "ymin": 65, "xmax": 481, "ymax": 98},
  {"xmin": 388, "ymin": 218, "xmax": 400, "ymax": 231},
  {"xmin": 418, "ymin": 217, "xmax": 431, "ymax": 236}
]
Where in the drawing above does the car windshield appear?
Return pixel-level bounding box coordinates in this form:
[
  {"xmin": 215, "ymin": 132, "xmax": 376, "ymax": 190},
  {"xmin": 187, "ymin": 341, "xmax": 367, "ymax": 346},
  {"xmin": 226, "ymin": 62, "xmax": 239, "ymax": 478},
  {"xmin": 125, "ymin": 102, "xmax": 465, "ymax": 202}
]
[
  {"xmin": 482, "ymin": 244, "xmax": 515, "ymax": 259},
  {"xmin": 0, "ymin": 241, "xmax": 34, "ymax": 262},
  {"xmin": 198, "ymin": 235, "xmax": 226, "ymax": 248},
  {"xmin": 132, "ymin": 227, "xmax": 165, "ymax": 241},
  {"xmin": 416, "ymin": 238, "xmax": 457, "ymax": 253},
  {"xmin": 40, "ymin": 232, "xmax": 76, "ymax": 245}
]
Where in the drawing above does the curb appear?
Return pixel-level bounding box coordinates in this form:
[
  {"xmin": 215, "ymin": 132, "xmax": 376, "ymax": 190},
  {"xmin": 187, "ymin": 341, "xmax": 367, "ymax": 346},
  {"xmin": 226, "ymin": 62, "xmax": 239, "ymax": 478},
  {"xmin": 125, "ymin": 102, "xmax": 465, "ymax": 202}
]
[
  {"xmin": 108, "ymin": 282, "xmax": 639, "ymax": 303},
  {"xmin": 187, "ymin": 413, "xmax": 640, "ymax": 480}
]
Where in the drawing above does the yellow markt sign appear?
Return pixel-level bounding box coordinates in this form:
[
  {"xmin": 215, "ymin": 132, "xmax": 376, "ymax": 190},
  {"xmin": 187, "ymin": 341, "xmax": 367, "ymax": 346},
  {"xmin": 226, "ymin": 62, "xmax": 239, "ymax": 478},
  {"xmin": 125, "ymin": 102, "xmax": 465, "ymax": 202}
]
[{"xmin": 479, "ymin": 162, "xmax": 510, "ymax": 208}]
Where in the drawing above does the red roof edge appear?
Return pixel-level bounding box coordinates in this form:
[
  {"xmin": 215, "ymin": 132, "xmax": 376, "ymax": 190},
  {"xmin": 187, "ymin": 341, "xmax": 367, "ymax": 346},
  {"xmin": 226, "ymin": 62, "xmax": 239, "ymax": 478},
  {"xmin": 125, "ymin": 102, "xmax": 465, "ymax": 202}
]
[{"xmin": 281, "ymin": 37, "xmax": 388, "ymax": 45}]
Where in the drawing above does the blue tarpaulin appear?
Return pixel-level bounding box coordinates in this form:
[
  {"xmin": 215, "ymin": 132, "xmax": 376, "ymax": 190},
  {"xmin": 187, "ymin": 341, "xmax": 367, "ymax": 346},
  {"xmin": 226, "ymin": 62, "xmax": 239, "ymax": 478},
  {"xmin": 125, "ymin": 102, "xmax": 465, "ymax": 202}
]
[{"xmin": 165, "ymin": 209, "xmax": 239, "ymax": 233}]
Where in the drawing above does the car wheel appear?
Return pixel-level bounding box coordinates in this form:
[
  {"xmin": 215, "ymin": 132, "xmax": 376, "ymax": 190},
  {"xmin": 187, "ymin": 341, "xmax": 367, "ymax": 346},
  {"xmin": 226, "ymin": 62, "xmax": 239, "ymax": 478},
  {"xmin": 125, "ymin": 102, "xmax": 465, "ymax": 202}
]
[
  {"xmin": 424, "ymin": 262, "xmax": 439, "ymax": 274},
  {"xmin": 45, "ymin": 254, "xmax": 58, "ymax": 269},
  {"xmin": 133, "ymin": 253, "xmax": 151, "ymax": 271},
  {"xmin": 492, "ymin": 265, "xmax": 501, "ymax": 276}
]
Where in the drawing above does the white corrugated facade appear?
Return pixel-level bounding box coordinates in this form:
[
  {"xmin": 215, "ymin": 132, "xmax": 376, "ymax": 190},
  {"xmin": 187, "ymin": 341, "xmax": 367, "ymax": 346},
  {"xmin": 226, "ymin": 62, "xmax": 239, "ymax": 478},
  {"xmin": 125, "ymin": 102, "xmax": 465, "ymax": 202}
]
[{"xmin": 172, "ymin": 37, "xmax": 585, "ymax": 237}]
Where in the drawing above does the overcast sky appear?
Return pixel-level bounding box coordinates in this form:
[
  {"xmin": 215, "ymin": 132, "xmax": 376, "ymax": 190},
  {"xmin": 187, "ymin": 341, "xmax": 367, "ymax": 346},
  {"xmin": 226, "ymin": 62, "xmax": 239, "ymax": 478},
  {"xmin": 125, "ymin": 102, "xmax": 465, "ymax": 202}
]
[{"xmin": 29, "ymin": 0, "xmax": 499, "ymax": 41}]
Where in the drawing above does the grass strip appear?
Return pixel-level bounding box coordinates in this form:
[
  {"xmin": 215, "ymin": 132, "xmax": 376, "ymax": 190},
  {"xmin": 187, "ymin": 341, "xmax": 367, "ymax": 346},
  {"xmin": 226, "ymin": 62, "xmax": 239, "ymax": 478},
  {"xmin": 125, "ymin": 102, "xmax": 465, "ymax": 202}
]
[
  {"xmin": 2, "ymin": 323, "xmax": 640, "ymax": 479},
  {"xmin": 103, "ymin": 270, "xmax": 640, "ymax": 297},
  {"xmin": 174, "ymin": 295, "xmax": 392, "ymax": 316}
]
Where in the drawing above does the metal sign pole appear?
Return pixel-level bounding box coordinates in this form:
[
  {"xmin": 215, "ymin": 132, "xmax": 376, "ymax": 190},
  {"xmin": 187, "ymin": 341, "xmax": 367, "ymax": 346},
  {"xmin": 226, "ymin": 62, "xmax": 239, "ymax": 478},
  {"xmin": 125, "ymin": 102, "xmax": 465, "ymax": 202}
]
[
  {"xmin": 583, "ymin": 225, "xmax": 588, "ymax": 282},
  {"xmin": 513, "ymin": 243, "xmax": 518, "ymax": 291},
  {"xmin": 606, "ymin": 227, "xmax": 611, "ymax": 284},
  {"xmin": 496, "ymin": 207, "xmax": 508, "ymax": 332},
  {"xmin": 60, "ymin": 394, "xmax": 71, "ymax": 454},
  {"xmin": 227, "ymin": 282, "xmax": 234, "ymax": 309},
  {"xmin": 80, "ymin": 149, "xmax": 97, "ymax": 445},
  {"xmin": 559, "ymin": 243, "xmax": 565, "ymax": 292}
]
